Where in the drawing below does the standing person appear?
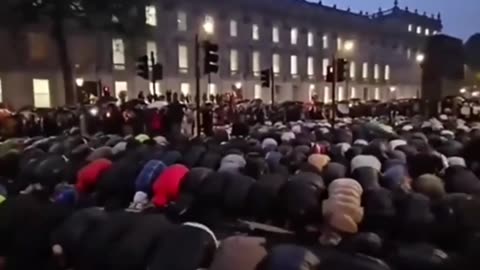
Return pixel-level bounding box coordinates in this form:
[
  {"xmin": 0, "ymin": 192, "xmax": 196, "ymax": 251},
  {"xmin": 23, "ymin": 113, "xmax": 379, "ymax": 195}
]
[
  {"xmin": 201, "ymin": 103, "xmax": 214, "ymax": 137},
  {"xmin": 165, "ymin": 94, "xmax": 184, "ymax": 138},
  {"xmin": 182, "ymin": 106, "xmax": 194, "ymax": 138},
  {"xmin": 137, "ymin": 91, "xmax": 146, "ymax": 101}
]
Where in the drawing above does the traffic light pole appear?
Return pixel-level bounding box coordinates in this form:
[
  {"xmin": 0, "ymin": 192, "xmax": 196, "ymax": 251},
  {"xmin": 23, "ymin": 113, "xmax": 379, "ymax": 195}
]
[
  {"xmin": 271, "ymin": 70, "xmax": 275, "ymax": 104},
  {"xmin": 331, "ymin": 55, "xmax": 337, "ymax": 126},
  {"xmin": 150, "ymin": 51, "xmax": 157, "ymax": 96},
  {"xmin": 195, "ymin": 34, "xmax": 201, "ymax": 136}
]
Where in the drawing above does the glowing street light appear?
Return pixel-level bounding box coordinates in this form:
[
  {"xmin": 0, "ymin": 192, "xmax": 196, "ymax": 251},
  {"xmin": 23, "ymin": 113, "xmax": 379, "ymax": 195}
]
[
  {"xmin": 460, "ymin": 88, "xmax": 467, "ymax": 94},
  {"xmin": 202, "ymin": 16, "xmax": 214, "ymax": 34},
  {"xmin": 472, "ymin": 91, "xmax": 480, "ymax": 97},
  {"xmin": 416, "ymin": 53, "xmax": 425, "ymax": 63},
  {"xmin": 234, "ymin": 82, "xmax": 242, "ymax": 89},
  {"xmin": 343, "ymin": 40, "xmax": 354, "ymax": 52},
  {"xmin": 75, "ymin": 78, "xmax": 84, "ymax": 87}
]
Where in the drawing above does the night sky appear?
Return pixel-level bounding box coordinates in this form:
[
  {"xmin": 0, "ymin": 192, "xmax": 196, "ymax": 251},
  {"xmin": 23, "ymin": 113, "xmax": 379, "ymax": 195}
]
[{"xmin": 306, "ymin": 0, "xmax": 479, "ymax": 40}]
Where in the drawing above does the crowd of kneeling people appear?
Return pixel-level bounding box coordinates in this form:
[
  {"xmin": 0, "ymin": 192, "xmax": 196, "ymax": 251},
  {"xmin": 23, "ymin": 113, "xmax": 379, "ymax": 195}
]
[{"xmin": 0, "ymin": 116, "xmax": 480, "ymax": 270}]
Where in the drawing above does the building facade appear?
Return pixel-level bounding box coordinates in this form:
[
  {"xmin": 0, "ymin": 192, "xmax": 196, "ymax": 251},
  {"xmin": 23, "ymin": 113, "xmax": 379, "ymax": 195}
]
[{"xmin": 0, "ymin": 0, "xmax": 442, "ymax": 109}]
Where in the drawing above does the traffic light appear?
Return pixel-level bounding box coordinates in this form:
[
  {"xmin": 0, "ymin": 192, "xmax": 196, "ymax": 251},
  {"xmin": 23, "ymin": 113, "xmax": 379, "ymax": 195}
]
[
  {"xmin": 204, "ymin": 41, "xmax": 219, "ymax": 74},
  {"xmin": 336, "ymin": 58, "xmax": 349, "ymax": 82},
  {"xmin": 261, "ymin": 68, "xmax": 271, "ymax": 88},
  {"xmin": 152, "ymin": 63, "xmax": 163, "ymax": 81},
  {"xmin": 326, "ymin": 65, "xmax": 334, "ymax": 82},
  {"xmin": 136, "ymin": 55, "xmax": 149, "ymax": 80}
]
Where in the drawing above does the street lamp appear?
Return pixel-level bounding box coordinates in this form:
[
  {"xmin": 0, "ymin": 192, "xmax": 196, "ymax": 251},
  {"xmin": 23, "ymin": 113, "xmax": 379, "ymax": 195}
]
[
  {"xmin": 343, "ymin": 40, "xmax": 354, "ymax": 52},
  {"xmin": 75, "ymin": 78, "xmax": 84, "ymax": 87},
  {"xmin": 460, "ymin": 88, "xmax": 467, "ymax": 94},
  {"xmin": 202, "ymin": 18, "xmax": 214, "ymax": 35},
  {"xmin": 416, "ymin": 53, "xmax": 425, "ymax": 63},
  {"xmin": 234, "ymin": 82, "xmax": 242, "ymax": 89}
]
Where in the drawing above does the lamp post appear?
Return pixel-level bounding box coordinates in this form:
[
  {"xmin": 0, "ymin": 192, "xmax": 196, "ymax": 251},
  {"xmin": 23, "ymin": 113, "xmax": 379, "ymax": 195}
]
[
  {"xmin": 195, "ymin": 18, "xmax": 214, "ymax": 136},
  {"xmin": 416, "ymin": 53, "xmax": 425, "ymax": 98}
]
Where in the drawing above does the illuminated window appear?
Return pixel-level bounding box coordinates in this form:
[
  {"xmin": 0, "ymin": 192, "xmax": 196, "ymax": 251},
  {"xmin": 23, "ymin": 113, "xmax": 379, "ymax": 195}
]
[
  {"xmin": 362, "ymin": 62, "xmax": 368, "ymax": 79},
  {"xmin": 416, "ymin": 26, "xmax": 422, "ymax": 34},
  {"xmin": 291, "ymin": 27, "xmax": 298, "ymax": 45},
  {"xmin": 433, "ymin": 30, "xmax": 438, "ymax": 35},
  {"xmin": 230, "ymin": 49, "xmax": 238, "ymax": 74},
  {"xmin": 114, "ymin": 81, "xmax": 128, "ymax": 98},
  {"xmin": 254, "ymin": 84, "xmax": 262, "ymax": 99},
  {"xmin": 149, "ymin": 82, "xmax": 161, "ymax": 95},
  {"xmin": 272, "ymin": 26, "xmax": 279, "ymax": 43},
  {"xmin": 324, "ymin": 86, "xmax": 330, "ymax": 103},
  {"xmin": 252, "ymin": 24, "xmax": 259, "ymax": 40},
  {"xmin": 33, "ymin": 79, "xmax": 51, "ymax": 108},
  {"xmin": 208, "ymin": 83, "xmax": 217, "ymax": 95},
  {"xmin": 253, "ymin": 51, "xmax": 260, "ymax": 76},
  {"xmin": 112, "ymin": 38, "xmax": 125, "ymax": 70},
  {"xmin": 338, "ymin": 86, "xmax": 344, "ymax": 101},
  {"xmin": 374, "ymin": 64, "xmax": 380, "ymax": 80},
  {"xmin": 308, "ymin": 31, "xmax": 314, "ymax": 47},
  {"xmin": 177, "ymin": 11, "xmax": 187, "ymax": 31},
  {"xmin": 323, "ymin": 34, "xmax": 329, "ymax": 49},
  {"xmin": 385, "ymin": 65, "xmax": 390, "ymax": 81},
  {"xmin": 337, "ymin": 37, "xmax": 343, "ymax": 51},
  {"xmin": 351, "ymin": 87, "xmax": 356, "ymax": 98},
  {"xmin": 290, "ymin": 55, "xmax": 298, "ymax": 76},
  {"xmin": 181, "ymin": 83, "xmax": 190, "ymax": 96},
  {"xmin": 145, "ymin": 5, "xmax": 157, "ymax": 26},
  {"xmin": 350, "ymin": 62, "xmax": 356, "ymax": 79},
  {"xmin": 230, "ymin": 20, "xmax": 237, "ymax": 37},
  {"xmin": 322, "ymin": 58, "xmax": 329, "ymax": 76},
  {"xmin": 273, "ymin": 54, "xmax": 280, "ymax": 75},
  {"xmin": 178, "ymin": 44, "xmax": 188, "ymax": 73},
  {"xmin": 307, "ymin": 56, "xmax": 314, "ymax": 77},
  {"xmin": 425, "ymin": 28, "xmax": 430, "ymax": 36},
  {"xmin": 309, "ymin": 84, "xmax": 315, "ymax": 100},
  {"xmin": 408, "ymin": 24, "xmax": 413, "ymax": 32},
  {"xmin": 374, "ymin": 87, "xmax": 380, "ymax": 100}
]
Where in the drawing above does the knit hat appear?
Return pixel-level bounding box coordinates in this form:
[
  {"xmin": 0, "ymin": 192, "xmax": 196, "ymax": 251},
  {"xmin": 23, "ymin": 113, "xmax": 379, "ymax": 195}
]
[
  {"xmin": 153, "ymin": 136, "xmax": 168, "ymax": 146},
  {"xmin": 219, "ymin": 154, "xmax": 246, "ymax": 172},
  {"xmin": 262, "ymin": 138, "xmax": 278, "ymax": 152},
  {"xmin": 307, "ymin": 154, "xmax": 330, "ymax": 173},
  {"xmin": 112, "ymin": 141, "xmax": 127, "ymax": 155},
  {"xmin": 353, "ymin": 139, "xmax": 368, "ymax": 146},
  {"xmin": 389, "ymin": 139, "xmax": 407, "ymax": 151},
  {"xmin": 281, "ymin": 132, "xmax": 296, "ymax": 143},
  {"xmin": 351, "ymin": 155, "xmax": 381, "ymax": 173},
  {"xmin": 447, "ymin": 156, "xmax": 466, "ymax": 167},
  {"xmin": 413, "ymin": 174, "xmax": 446, "ymax": 200},
  {"xmin": 135, "ymin": 134, "xmax": 150, "ymax": 143},
  {"xmin": 292, "ymin": 125, "xmax": 302, "ymax": 134}
]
